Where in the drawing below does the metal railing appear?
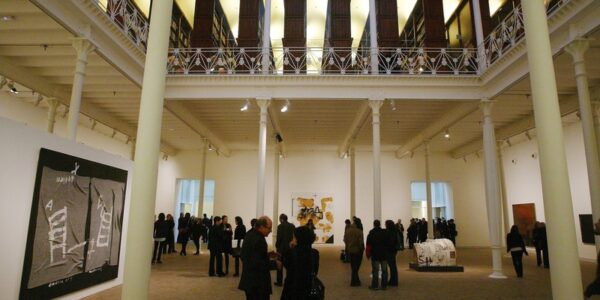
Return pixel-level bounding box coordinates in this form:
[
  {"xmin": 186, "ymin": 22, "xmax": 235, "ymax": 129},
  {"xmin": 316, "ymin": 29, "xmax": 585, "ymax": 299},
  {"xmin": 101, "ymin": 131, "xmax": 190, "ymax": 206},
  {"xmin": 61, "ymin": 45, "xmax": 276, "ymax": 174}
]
[
  {"xmin": 93, "ymin": 0, "xmax": 149, "ymax": 50},
  {"xmin": 481, "ymin": 0, "xmax": 571, "ymax": 68},
  {"xmin": 167, "ymin": 47, "xmax": 479, "ymax": 76}
]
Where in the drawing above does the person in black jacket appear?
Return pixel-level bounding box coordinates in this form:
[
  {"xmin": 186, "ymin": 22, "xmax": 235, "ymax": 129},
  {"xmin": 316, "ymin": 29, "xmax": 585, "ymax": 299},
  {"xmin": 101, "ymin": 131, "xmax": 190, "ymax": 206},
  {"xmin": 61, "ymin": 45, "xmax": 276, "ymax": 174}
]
[
  {"xmin": 209, "ymin": 216, "xmax": 225, "ymax": 276},
  {"xmin": 281, "ymin": 226, "xmax": 320, "ymax": 300},
  {"xmin": 366, "ymin": 219, "xmax": 392, "ymax": 290},
  {"xmin": 276, "ymin": 214, "xmax": 296, "ymax": 286},
  {"xmin": 152, "ymin": 213, "xmax": 169, "ymax": 264},
  {"xmin": 233, "ymin": 216, "xmax": 246, "ymax": 276},
  {"xmin": 385, "ymin": 220, "xmax": 399, "ymax": 286},
  {"xmin": 407, "ymin": 219, "xmax": 418, "ymax": 249},
  {"xmin": 222, "ymin": 215, "xmax": 233, "ymax": 275},
  {"xmin": 506, "ymin": 225, "xmax": 529, "ymax": 278},
  {"xmin": 165, "ymin": 214, "xmax": 175, "ymax": 254},
  {"xmin": 191, "ymin": 217, "xmax": 203, "ymax": 255},
  {"xmin": 238, "ymin": 216, "xmax": 276, "ymax": 300},
  {"xmin": 178, "ymin": 213, "xmax": 191, "ymax": 256}
]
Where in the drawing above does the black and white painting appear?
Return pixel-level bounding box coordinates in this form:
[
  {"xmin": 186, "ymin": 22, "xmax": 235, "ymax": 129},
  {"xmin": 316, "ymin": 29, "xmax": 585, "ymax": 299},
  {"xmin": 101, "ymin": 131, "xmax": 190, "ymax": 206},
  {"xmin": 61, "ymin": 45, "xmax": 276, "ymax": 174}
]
[{"xmin": 20, "ymin": 148, "xmax": 128, "ymax": 299}]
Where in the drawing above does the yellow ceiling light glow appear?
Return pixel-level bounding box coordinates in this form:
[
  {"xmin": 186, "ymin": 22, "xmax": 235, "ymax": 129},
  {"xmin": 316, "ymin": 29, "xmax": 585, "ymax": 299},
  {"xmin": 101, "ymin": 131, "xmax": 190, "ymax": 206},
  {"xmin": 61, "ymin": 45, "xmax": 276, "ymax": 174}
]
[
  {"xmin": 219, "ymin": 0, "xmax": 241, "ymax": 38},
  {"xmin": 397, "ymin": 0, "xmax": 418, "ymax": 33},
  {"xmin": 443, "ymin": 0, "xmax": 461, "ymax": 22},
  {"xmin": 350, "ymin": 0, "xmax": 369, "ymax": 48}
]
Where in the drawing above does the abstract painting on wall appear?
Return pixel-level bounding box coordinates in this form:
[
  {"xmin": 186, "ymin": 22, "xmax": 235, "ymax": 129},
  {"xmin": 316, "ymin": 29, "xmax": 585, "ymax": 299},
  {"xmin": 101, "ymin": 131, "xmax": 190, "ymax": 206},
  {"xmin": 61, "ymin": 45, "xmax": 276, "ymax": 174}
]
[
  {"xmin": 20, "ymin": 148, "xmax": 128, "ymax": 299},
  {"xmin": 512, "ymin": 203, "xmax": 536, "ymax": 246},
  {"xmin": 291, "ymin": 193, "xmax": 334, "ymax": 244}
]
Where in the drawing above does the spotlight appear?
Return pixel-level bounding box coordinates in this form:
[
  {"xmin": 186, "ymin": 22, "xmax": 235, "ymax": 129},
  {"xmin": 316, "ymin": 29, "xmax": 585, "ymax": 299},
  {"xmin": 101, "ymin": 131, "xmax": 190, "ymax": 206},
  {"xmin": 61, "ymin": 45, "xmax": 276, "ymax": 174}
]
[
  {"xmin": 7, "ymin": 81, "xmax": 18, "ymax": 94},
  {"xmin": 275, "ymin": 133, "xmax": 283, "ymax": 143},
  {"xmin": 281, "ymin": 99, "xmax": 290, "ymax": 112},
  {"xmin": 443, "ymin": 129, "xmax": 450, "ymax": 139},
  {"xmin": 208, "ymin": 144, "xmax": 214, "ymax": 151},
  {"xmin": 240, "ymin": 99, "xmax": 249, "ymax": 111},
  {"xmin": 0, "ymin": 15, "xmax": 15, "ymax": 22}
]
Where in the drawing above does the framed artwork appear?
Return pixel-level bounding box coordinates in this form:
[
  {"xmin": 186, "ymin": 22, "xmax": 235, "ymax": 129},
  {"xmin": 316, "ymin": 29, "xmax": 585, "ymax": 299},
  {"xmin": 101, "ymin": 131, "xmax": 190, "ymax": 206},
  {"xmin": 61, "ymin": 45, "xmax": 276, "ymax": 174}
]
[
  {"xmin": 579, "ymin": 214, "xmax": 595, "ymax": 244},
  {"xmin": 512, "ymin": 203, "xmax": 536, "ymax": 246},
  {"xmin": 291, "ymin": 193, "xmax": 334, "ymax": 244},
  {"xmin": 20, "ymin": 148, "xmax": 128, "ymax": 299}
]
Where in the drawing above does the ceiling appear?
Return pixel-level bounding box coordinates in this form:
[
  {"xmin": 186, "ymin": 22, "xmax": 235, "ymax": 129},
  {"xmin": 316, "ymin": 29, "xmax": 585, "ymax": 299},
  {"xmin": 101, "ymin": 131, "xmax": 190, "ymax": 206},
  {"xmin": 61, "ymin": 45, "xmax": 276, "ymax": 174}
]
[{"xmin": 0, "ymin": 0, "xmax": 599, "ymax": 158}]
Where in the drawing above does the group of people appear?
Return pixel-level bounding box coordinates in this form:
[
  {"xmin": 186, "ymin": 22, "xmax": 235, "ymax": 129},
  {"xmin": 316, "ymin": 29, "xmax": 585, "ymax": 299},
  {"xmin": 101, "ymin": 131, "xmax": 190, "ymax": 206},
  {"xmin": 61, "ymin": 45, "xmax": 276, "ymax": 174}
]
[
  {"xmin": 343, "ymin": 217, "xmax": 406, "ymax": 290},
  {"xmin": 406, "ymin": 217, "xmax": 458, "ymax": 249},
  {"xmin": 238, "ymin": 214, "xmax": 322, "ymax": 300}
]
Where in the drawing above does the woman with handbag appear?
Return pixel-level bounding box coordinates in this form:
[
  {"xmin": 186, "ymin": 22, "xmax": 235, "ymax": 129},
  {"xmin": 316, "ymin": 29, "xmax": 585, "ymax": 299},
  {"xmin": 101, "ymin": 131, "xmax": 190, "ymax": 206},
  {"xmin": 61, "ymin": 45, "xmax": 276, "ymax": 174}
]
[{"xmin": 281, "ymin": 226, "xmax": 323, "ymax": 300}]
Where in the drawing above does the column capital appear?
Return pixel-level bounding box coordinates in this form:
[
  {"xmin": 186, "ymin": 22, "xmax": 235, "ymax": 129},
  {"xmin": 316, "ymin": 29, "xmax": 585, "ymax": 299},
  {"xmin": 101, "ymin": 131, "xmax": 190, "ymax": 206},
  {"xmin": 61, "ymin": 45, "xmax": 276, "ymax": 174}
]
[
  {"xmin": 71, "ymin": 37, "xmax": 96, "ymax": 57},
  {"xmin": 480, "ymin": 99, "xmax": 495, "ymax": 116},
  {"xmin": 256, "ymin": 98, "xmax": 271, "ymax": 110},
  {"xmin": 368, "ymin": 99, "xmax": 384, "ymax": 111},
  {"xmin": 565, "ymin": 38, "xmax": 591, "ymax": 62},
  {"xmin": 46, "ymin": 97, "xmax": 59, "ymax": 108}
]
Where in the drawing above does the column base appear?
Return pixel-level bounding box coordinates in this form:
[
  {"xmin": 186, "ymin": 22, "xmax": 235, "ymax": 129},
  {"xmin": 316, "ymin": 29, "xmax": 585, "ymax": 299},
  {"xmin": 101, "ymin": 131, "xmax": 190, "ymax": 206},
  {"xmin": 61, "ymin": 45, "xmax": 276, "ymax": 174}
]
[{"xmin": 488, "ymin": 271, "xmax": 507, "ymax": 279}]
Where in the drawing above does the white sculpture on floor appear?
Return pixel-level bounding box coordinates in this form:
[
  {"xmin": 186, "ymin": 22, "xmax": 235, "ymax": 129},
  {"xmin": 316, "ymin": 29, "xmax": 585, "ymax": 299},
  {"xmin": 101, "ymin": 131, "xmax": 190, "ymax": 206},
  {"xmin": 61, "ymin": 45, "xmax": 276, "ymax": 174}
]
[{"xmin": 414, "ymin": 238, "xmax": 456, "ymax": 266}]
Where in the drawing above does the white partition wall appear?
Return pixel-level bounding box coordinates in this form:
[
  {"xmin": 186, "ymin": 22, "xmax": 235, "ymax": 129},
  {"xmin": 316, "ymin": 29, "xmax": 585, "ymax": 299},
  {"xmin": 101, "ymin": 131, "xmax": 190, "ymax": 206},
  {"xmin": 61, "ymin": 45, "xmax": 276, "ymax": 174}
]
[{"xmin": 0, "ymin": 117, "xmax": 133, "ymax": 300}]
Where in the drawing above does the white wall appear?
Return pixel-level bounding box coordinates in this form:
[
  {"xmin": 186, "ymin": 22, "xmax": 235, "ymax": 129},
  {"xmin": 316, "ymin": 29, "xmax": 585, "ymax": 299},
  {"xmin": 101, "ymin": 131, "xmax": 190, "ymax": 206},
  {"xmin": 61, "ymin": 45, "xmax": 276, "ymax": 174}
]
[
  {"xmin": 154, "ymin": 148, "xmax": 492, "ymax": 248},
  {"xmin": 501, "ymin": 120, "xmax": 596, "ymax": 260},
  {"xmin": 0, "ymin": 117, "xmax": 133, "ymax": 300}
]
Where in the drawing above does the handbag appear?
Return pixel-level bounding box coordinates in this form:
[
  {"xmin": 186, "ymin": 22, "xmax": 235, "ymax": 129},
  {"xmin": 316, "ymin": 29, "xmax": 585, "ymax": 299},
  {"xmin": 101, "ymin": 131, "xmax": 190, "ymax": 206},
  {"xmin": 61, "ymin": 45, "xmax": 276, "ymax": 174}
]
[
  {"xmin": 365, "ymin": 244, "xmax": 372, "ymax": 259},
  {"xmin": 308, "ymin": 274, "xmax": 325, "ymax": 300}
]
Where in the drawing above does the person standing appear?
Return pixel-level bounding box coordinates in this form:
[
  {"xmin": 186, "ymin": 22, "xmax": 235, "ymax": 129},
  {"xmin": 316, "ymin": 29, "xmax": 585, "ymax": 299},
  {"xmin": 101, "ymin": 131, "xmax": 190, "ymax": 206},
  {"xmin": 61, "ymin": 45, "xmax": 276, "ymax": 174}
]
[
  {"xmin": 192, "ymin": 217, "xmax": 203, "ymax": 255},
  {"xmin": 385, "ymin": 220, "xmax": 399, "ymax": 286},
  {"xmin": 178, "ymin": 213, "xmax": 191, "ymax": 256},
  {"xmin": 165, "ymin": 214, "xmax": 176, "ymax": 254},
  {"xmin": 222, "ymin": 215, "xmax": 233, "ymax": 275},
  {"xmin": 233, "ymin": 216, "xmax": 246, "ymax": 276},
  {"xmin": 539, "ymin": 222, "xmax": 549, "ymax": 268},
  {"xmin": 448, "ymin": 219, "xmax": 458, "ymax": 245},
  {"xmin": 238, "ymin": 216, "xmax": 276, "ymax": 300},
  {"xmin": 366, "ymin": 220, "xmax": 390, "ymax": 290},
  {"xmin": 532, "ymin": 221, "xmax": 543, "ymax": 266},
  {"xmin": 506, "ymin": 225, "xmax": 528, "ymax": 278},
  {"xmin": 407, "ymin": 219, "xmax": 417, "ymax": 249},
  {"xmin": 396, "ymin": 219, "xmax": 404, "ymax": 251},
  {"xmin": 585, "ymin": 218, "xmax": 600, "ymax": 298},
  {"xmin": 344, "ymin": 219, "xmax": 364, "ymax": 286},
  {"xmin": 275, "ymin": 214, "xmax": 296, "ymax": 286},
  {"xmin": 281, "ymin": 226, "xmax": 320, "ymax": 300},
  {"xmin": 202, "ymin": 213, "xmax": 211, "ymax": 243},
  {"xmin": 209, "ymin": 216, "xmax": 225, "ymax": 276},
  {"xmin": 152, "ymin": 213, "xmax": 169, "ymax": 264}
]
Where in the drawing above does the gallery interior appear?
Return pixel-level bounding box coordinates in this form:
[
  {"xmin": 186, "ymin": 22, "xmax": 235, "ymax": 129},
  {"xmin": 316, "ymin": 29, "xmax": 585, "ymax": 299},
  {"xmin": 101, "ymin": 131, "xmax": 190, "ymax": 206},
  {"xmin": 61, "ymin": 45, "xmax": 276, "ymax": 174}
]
[{"xmin": 0, "ymin": 0, "xmax": 599, "ymax": 299}]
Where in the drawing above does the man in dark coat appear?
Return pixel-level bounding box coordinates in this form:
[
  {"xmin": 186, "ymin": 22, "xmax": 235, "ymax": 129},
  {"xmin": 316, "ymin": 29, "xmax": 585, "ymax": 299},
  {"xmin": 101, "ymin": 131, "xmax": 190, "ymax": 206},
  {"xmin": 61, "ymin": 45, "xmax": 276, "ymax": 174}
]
[
  {"xmin": 209, "ymin": 216, "xmax": 225, "ymax": 276},
  {"xmin": 366, "ymin": 219, "xmax": 392, "ymax": 290},
  {"xmin": 239, "ymin": 216, "xmax": 275, "ymax": 300},
  {"xmin": 275, "ymin": 214, "xmax": 295, "ymax": 286}
]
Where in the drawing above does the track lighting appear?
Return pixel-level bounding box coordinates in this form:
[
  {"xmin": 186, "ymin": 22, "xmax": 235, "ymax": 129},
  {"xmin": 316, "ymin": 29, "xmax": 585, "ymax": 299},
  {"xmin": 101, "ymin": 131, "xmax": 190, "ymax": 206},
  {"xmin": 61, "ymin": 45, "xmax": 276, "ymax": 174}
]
[
  {"xmin": 281, "ymin": 99, "xmax": 290, "ymax": 112},
  {"xmin": 240, "ymin": 99, "xmax": 249, "ymax": 111},
  {"xmin": 7, "ymin": 81, "xmax": 18, "ymax": 94},
  {"xmin": 443, "ymin": 129, "xmax": 450, "ymax": 139},
  {"xmin": 208, "ymin": 144, "xmax": 214, "ymax": 151}
]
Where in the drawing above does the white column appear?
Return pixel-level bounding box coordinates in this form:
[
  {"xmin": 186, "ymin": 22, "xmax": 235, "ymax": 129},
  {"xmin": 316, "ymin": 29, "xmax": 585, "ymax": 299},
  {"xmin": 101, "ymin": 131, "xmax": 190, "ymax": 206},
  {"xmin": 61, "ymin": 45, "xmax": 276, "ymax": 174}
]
[
  {"xmin": 197, "ymin": 141, "xmax": 208, "ymax": 218},
  {"xmin": 272, "ymin": 150, "xmax": 280, "ymax": 245},
  {"xmin": 350, "ymin": 147, "xmax": 356, "ymax": 218},
  {"xmin": 497, "ymin": 140, "xmax": 510, "ymax": 239},
  {"xmin": 566, "ymin": 39, "xmax": 600, "ymax": 253},
  {"xmin": 593, "ymin": 101, "xmax": 600, "ymax": 158},
  {"xmin": 121, "ymin": 0, "xmax": 173, "ymax": 299},
  {"xmin": 262, "ymin": 0, "xmax": 272, "ymax": 75},
  {"xmin": 522, "ymin": 1, "xmax": 583, "ymax": 298},
  {"xmin": 370, "ymin": 100, "xmax": 383, "ymax": 220},
  {"xmin": 67, "ymin": 38, "xmax": 95, "ymax": 140},
  {"xmin": 424, "ymin": 140, "xmax": 433, "ymax": 237},
  {"xmin": 481, "ymin": 100, "xmax": 506, "ymax": 279},
  {"xmin": 46, "ymin": 98, "xmax": 59, "ymax": 133},
  {"xmin": 471, "ymin": 0, "xmax": 487, "ymax": 73},
  {"xmin": 256, "ymin": 99, "xmax": 271, "ymax": 217},
  {"xmin": 368, "ymin": 0, "xmax": 378, "ymax": 74}
]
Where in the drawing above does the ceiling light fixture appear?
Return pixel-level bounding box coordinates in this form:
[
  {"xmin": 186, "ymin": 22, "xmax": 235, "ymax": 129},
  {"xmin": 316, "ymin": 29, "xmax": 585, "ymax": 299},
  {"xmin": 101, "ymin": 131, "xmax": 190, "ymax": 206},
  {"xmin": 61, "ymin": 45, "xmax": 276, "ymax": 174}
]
[
  {"xmin": 390, "ymin": 99, "xmax": 396, "ymax": 111},
  {"xmin": 0, "ymin": 16, "xmax": 15, "ymax": 22},
  {"xmin": 7, "ymin": 81, "xmax": 18, "ymax": 94},
  {"xmin": 444, "ymin": 129, "xmax": 450, "ymax": 139},
  {"xmin": 208, "ymin": 144, "xmax": 214, "ymax": 151},
  {"xmin": 281, "ymin": 99, "xmax": 290, "ymax": 112},
  {"xmin": 240, "ymin": 99, "xmax": 249, "ymax": 111}
]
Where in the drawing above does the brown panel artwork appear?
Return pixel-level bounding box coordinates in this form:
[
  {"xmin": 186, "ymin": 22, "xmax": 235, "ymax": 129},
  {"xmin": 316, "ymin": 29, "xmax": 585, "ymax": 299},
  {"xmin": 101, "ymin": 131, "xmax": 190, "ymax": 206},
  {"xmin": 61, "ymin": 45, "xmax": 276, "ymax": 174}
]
[{"xmin": 512, "ymin": 203, "xmax": 536, "ymax": 246}]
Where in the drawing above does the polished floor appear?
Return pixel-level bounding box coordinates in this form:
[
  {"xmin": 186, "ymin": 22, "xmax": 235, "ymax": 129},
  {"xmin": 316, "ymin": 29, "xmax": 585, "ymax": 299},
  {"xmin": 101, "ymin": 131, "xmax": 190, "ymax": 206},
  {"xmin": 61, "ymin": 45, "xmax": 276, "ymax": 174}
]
[{"xmin": 86, "ymin": 244, "xmax": 599, "ymax": 300}]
